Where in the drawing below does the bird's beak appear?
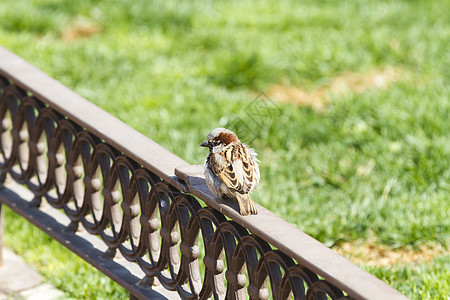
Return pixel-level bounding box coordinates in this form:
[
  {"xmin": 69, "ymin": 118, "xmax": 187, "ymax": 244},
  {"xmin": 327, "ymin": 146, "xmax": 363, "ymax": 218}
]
[{"xmin": 200, "ymin": 140, "xmax": 209, "ymax": 147}]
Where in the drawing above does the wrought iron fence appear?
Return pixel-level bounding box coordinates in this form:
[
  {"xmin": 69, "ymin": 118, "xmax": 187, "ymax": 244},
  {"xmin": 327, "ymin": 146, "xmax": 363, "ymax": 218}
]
[{"xmin": 0, "ymin": 46, "xmax": 407, "ymax": 299}]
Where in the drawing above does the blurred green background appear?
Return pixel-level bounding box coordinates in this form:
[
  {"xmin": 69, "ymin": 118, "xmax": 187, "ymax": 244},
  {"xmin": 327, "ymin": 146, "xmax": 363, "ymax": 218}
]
[{"xmin": 0, "ymin": 0, "xmax": 448, "ymax": 299}]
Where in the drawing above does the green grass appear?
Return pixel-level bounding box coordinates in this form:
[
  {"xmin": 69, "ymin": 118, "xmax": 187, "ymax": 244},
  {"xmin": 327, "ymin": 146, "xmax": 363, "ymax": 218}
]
[
  {"xmin": 365, "ymin": 254, "xmax": 450, "ymax": 299},
  {"xmin": 0, "ymin": 0, "xmax": 449, "ymax": 299}
]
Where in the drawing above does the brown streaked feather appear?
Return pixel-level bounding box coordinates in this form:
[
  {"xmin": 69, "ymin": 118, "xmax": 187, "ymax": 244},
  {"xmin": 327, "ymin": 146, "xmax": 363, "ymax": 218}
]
[{"xmin": 210, "ymin": 144, "xmax": 256, "ymax": 194}]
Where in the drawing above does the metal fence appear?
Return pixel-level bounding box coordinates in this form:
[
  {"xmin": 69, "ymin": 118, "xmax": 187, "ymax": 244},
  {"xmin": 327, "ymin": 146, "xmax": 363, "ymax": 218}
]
[{"xmin": 0, "ymin": 46, "xmax": 407, "ymax": 299}]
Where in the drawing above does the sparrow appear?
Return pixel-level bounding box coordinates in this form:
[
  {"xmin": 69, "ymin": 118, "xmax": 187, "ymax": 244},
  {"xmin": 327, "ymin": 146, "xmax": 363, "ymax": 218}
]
[{"xmin": 201, "ymin": 128, "xmax": 260, "ymax": 215}]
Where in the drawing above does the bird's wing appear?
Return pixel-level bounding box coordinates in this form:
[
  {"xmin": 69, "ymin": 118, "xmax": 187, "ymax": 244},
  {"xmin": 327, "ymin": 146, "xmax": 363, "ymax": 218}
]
[{"xmin": 210, "ymin": 144, "xmax": 256, "ymax": 194}]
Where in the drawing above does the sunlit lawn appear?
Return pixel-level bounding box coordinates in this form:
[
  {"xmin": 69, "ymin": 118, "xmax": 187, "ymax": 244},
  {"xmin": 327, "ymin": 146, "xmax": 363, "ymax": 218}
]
[{"xmin": 0, "ymin": 0, "xmax": 449, "ymax": 299}]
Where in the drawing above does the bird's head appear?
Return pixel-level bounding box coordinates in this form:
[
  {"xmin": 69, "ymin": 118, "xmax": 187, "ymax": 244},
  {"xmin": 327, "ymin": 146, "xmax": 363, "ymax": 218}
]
[{"xmin": 200, "ymin": 128, "xmax": 240, "ymax": 152}]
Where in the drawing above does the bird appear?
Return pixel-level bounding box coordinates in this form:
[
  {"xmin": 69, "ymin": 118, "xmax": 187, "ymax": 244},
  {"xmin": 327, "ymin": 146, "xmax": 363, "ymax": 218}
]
[{"xmin": 200, "ymin": 128, "xmax": 260, "ymax": 215}]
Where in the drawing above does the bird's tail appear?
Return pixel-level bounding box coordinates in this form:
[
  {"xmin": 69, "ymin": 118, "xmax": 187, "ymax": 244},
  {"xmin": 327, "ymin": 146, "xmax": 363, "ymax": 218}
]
[{"xmin": 235, "ymin": 193, "xmax": 258, "ymax": 216}]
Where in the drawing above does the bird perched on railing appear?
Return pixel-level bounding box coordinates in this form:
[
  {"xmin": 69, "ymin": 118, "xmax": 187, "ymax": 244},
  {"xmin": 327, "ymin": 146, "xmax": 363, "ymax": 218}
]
[{"xmin": 201, "ymin": 128, "xmax": 260, "ymax": 215}]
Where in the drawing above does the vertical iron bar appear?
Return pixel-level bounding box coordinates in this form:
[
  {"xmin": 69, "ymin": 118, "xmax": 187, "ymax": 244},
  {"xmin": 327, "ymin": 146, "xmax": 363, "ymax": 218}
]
[
  {"xmin": 0, "ymin": 172, "xmax": 5, "ymax": 267},
  {"xmin": 0, "ymin": 203, "xmax": 3, "ymax": 266}
]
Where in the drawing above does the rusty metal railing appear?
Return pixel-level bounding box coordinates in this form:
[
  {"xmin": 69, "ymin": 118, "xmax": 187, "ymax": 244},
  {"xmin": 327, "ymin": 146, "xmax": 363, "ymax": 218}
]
[{"xmin": 0, "ymin": 46, "xmax": 407, "ymax": 299}]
